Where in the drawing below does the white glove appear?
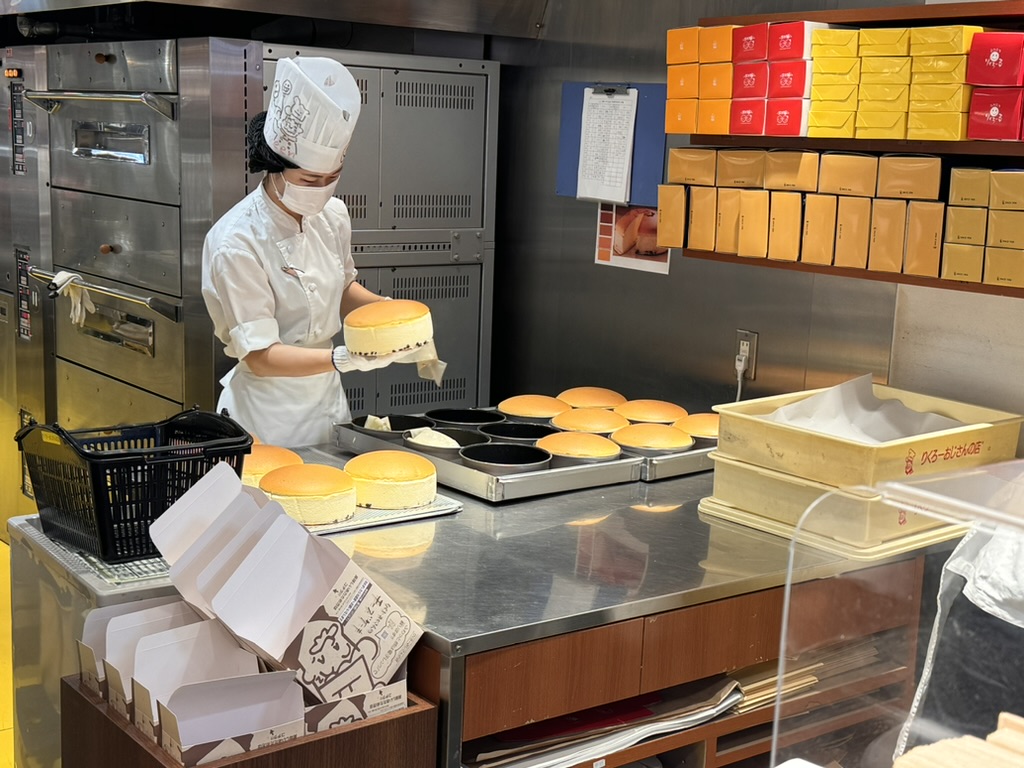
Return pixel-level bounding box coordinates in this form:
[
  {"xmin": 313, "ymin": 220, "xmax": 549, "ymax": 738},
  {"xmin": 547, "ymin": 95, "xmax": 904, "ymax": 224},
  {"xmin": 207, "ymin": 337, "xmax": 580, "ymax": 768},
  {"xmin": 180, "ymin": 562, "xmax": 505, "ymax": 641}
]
[
  {"xmin": 332, "ymin": 345, "xmax": 417, "ymax": 373},
  {"xmin": 50, "ymin": 270, "xmax": 96, "ymax": 327}
]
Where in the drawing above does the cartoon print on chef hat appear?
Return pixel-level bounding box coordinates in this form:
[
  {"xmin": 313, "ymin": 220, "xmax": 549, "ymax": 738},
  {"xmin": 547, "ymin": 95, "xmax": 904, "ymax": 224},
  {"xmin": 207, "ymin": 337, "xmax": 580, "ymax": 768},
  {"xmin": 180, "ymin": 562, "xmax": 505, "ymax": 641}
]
[{"xmin": 266, "ymin": 75, "xmax": 309, "ymax": 161}]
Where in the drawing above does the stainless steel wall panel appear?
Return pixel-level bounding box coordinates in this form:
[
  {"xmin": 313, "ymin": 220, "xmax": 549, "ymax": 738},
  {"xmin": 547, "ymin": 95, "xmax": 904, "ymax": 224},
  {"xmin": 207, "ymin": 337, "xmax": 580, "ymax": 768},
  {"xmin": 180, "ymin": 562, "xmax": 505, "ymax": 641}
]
[
  {"xmin": 0, "ymin": 292, "xmax": 17, "ymax": 542},
  {"xmin": 50, "ymin": 189, "xmax": 181, "ymax": 297},
  {"xmin": 54, "ymin": 359, "xmax": 181, "ymax": 430},
  {"xmin": 47, "ymin": 40, "xmax": 177, "ymax": 92}
]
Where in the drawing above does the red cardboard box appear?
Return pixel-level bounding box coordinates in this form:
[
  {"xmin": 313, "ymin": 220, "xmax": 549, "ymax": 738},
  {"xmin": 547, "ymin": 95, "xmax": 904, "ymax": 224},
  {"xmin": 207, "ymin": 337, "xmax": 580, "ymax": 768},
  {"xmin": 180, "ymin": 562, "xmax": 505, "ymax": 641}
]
[
  {"xmin": 765, "ymin": 99, "xmax": 810, "ymax": 137},
  {"xmin": 733, "ymin": 23, "xmax": 770, "ymax": 63},
  {"xmin": 967, "ymin": 87, "xmax": 1024, "ymax": 140},
  {"xmin": 967, "ymin": 32, "xmax": 1024, "ymax": 86},
  {"xmin": 733, "ymin": 62, "xmax": 770, "ymax": 99},
  {"xmin": 730, "ymin": 99, "xmax": 767, "ymax": 135},
  {"xmin": 768, "ymin": 21, "xmax": 834, "ymax": 61},
  {"xmin": 768, "ymin": 60, "xmax": 813, "ymax": 98}
]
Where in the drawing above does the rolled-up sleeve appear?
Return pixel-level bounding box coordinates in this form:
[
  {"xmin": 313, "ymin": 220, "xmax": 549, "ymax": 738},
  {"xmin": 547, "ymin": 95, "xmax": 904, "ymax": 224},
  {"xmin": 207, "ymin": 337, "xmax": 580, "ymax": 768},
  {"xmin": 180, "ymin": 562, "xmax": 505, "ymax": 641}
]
[{"xmin": 204, "ymin": 246, "xmax": 282, "ymax": 360}]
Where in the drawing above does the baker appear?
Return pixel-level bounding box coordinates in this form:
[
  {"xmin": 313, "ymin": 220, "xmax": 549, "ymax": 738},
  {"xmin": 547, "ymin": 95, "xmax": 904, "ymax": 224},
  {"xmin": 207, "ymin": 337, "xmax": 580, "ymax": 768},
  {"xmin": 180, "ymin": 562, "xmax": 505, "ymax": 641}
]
[{"xmin": 202, "ymin": 57, "xmax": 415, "ymax": 447}]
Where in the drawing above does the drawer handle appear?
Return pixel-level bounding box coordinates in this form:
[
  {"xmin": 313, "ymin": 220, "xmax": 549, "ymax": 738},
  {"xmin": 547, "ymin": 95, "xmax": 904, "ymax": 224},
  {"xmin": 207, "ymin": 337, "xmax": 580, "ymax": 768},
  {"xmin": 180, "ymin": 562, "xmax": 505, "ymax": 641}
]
[
  {"xmin": 94, "ymin": 53, "xmax": 114, "ymax": 64},
  {"xmin": 25, "ymin": 266, "xmax": 180, "ymax": 323},
  {"xmin": 23, "ymin": 90, "xmax": 175, "ymax": 121},
  {"xmin": 98, "ymin": 243, "xmax": 121, "ymax": 255}
]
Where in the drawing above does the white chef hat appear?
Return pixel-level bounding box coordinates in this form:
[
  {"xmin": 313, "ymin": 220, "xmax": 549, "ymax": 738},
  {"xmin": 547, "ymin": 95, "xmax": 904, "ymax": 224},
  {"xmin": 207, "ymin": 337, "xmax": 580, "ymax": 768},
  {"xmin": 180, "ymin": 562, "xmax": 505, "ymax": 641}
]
[{"xmin": 263, "ymin": 57, "xmax": 361, "ymax": 174}]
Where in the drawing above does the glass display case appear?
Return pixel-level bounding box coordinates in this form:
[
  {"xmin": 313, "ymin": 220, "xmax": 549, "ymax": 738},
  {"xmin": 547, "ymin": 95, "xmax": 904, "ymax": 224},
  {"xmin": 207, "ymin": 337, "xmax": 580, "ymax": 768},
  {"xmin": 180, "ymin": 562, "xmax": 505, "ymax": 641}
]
[{"xmin": 770, "ymin": 459, "xmax": 1024, "ymax": 768}]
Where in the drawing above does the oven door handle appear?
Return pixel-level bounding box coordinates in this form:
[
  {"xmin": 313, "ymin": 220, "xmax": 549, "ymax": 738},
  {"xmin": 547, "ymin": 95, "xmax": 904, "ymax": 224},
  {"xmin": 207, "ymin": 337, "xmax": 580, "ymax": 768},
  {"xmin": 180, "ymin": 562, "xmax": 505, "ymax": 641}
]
[
  {"xmin": 26, "ymin": 267, "xmax": 180, "ymax": 323},
  {"xmin": 23, "ymin": 90, "xmax": 176, "ymax": 120}
]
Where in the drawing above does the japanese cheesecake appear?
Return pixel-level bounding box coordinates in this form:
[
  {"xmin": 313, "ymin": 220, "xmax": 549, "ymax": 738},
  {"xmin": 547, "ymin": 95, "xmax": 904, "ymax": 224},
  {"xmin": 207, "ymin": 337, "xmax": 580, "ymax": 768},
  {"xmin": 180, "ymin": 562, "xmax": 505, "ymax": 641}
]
[
  {"xmin": 611, "ymin": 423, "xmax": 695, "ymax": 452},
  {"xmin": 556, "ymin": 386, "xmax": 627, "ymax": 409},
  {"xmin": 550, "ymin": 407, "xmax": 630, "ymax": 435},
  {"xmin": 259, "ymin": 463, "xmax": 356, "ymax": 526},
  {"xmin": 344, "ymin": 450, "xmax": 437, "ymax": 509},
  {"xmin": 613, "ymin": 399, "xmax": 689, "ymax": 424},
  {"xmin": 497, "ymin": 394, "xmax": 572, "ymax": 420},
  {"xmin": 343, "ymin": 299, "xmax": 433, "ymax": 356},
  {"xmin": 242, "ymin": 444, "xmax": 304, "ymax": 487},
  {"xmin": 673, "ymin": 413, "xmax": 719, "ymax": 439},
  {"xmin": 536, "ymin": 432, "xmax": 621, "ymax": 461}
]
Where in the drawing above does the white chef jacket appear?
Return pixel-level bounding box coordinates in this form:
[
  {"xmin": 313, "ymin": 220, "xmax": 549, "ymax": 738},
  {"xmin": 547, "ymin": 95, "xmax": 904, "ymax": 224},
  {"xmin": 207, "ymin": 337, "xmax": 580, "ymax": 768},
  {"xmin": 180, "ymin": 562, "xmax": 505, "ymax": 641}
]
[{"xmin": 202, "ymin": 184, "xmax": 357, "ymax": 447}]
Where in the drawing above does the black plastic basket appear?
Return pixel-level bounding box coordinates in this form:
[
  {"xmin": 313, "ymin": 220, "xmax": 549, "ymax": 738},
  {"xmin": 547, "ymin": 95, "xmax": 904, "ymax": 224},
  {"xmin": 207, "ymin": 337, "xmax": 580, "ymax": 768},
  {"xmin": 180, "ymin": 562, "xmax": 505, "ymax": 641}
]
[{"xmin": 14, "ymin": 408, "xmax": 253, "ymax": 563}]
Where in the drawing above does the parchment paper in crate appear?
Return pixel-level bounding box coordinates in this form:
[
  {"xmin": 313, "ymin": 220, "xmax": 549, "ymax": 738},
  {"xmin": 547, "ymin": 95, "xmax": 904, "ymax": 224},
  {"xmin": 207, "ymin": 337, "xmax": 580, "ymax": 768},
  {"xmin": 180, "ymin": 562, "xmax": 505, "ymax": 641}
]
[{"xmin": 763, "ymin": 374, "xmax": 964, "ymax": 444}]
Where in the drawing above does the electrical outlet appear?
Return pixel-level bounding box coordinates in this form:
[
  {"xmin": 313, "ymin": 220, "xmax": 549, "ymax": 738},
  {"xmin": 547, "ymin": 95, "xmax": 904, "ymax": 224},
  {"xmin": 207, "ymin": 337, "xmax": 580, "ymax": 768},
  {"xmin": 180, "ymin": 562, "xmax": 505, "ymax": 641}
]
[{"xmin": 736, "ymin": 329, "xmax": 758, "ymax": 380}]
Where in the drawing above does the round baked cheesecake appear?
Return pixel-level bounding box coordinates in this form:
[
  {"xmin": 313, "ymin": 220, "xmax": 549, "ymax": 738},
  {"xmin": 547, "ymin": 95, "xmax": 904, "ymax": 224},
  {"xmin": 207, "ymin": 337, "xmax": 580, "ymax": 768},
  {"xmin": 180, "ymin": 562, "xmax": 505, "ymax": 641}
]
[
  {"xmin": 611, "ymin": 423, "xmax": 695, "ymax": 452},
  {"xmin": 550, "ymin": 407, "xmax": 630, "ymax": 435},
  {"xmin": 242, "ymin": 444, "xmax": 304, "ymax": 487},
  {"xmin": 613, "ymin": 399, "xmax": 689, "ymax": 424},
  {"xmin": 259, "ymin": 463, "xmax": 356, "ymax": 526},
  {"xmin": 343, "ymin": 299, "xmax": 433, "ymax": 357},
  {"xmin": 497, "ymin": 394, "xmax": 572, "ymax": 420},
  {"xmin": 673, "ymin": 413, "xmax": 719, "ymax": 439},
  {"xmin": 536, "ymin": 431, "xmax": 621, "ymax": 461},
  {"xmin": 556, "ymin": 386, "xmax": 627, "ymax": 409},
  {"xmin": 344, "ymin": 450, "xmax": 437, "ymax": 509}
]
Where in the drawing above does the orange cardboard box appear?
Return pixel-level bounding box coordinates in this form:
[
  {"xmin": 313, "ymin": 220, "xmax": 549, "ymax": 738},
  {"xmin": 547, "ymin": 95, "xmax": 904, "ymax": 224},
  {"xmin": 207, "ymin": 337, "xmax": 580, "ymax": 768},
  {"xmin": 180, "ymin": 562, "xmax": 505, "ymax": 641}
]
[
  {"xmin": 801, "ymin": 193, "xmax": 838, "ymax": 265},
  {"xmin": 768, "ymin": 191, "xmax": 803, "ymax": 261},
  {"xmin": 834, "ymin": 196, "xmax": 872, "ymax": 269},
  {"xmin": 697, "ymin": 99, "xmax": 731, "ymax": 134},
  {"xmin": 699, "ymin": 63, "xmax": 734, "ymax": 99},
  {"xmin": 688, "ymin": 185, "xmax": 718, "ymax": 251},
  {"xmin": 984, "ymin": 247, "xmax": 1024, "ymax": 287},
  {"xmin": 904, "ymin": 201, "xmax": 944, "ymax": 277},
  {"xmin": 668, "ymin": 64, "xmax": 700, "ymax": 100},
  {"xmin": 657, "ymin": 185, "xmax": 687, "ymax": 248},
  {"xmin": 942, "ymin": 243, "xmax": 983, "ymax": 282},
  {"xmin": 667, "ymin": 27, "xmax": 700, "ymax": 64},
  {"xmin": 666, "ymin": 99, "xmax": 698, "ymax": 134},
  {"xmin": 868, "ymin": 198, "xmax": 908, "ymax": 273},
  {"xmin": 699, "ymin": 25, "xmax": 737, "ymax": 63}
]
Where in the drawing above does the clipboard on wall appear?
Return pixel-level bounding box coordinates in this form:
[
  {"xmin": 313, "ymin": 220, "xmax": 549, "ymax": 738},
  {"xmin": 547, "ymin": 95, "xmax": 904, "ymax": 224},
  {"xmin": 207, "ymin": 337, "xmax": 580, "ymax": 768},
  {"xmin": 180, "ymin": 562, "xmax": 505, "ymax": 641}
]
[{"xmin": 556, "ymin": 81, "xmax": 667, "ymax": 208}]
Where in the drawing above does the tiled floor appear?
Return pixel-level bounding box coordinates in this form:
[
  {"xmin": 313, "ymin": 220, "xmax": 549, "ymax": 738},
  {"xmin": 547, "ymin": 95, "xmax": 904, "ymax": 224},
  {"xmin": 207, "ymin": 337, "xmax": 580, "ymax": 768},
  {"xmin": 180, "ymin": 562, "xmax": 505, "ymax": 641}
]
[{"xmin": 0, "ymin": 541, "xmax": 13, "ymax": 768}]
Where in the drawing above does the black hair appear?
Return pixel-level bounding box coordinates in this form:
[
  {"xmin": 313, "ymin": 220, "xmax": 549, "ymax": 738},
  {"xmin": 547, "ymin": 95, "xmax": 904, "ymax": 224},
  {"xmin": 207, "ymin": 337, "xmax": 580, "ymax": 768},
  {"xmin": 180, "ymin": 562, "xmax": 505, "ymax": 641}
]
[{"xmin": 246, "ymin": 111, "xmax": 299, "ymax": 174}]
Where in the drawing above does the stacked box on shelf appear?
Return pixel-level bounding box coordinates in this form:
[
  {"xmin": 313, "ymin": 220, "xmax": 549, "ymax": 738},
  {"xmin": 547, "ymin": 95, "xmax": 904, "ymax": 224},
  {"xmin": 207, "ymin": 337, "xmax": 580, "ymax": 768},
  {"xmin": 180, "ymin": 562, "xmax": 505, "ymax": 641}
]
[
  {"xmin": 666, "ymin": 26, "xmax": 700, "ymax": 134},
  {"xmin": 665, "ymin": 147, "xmax": 717, "ymax": 251},
  {"xmin": 699, "ymin": 25, "xmax": 737, "ymax": 134},
  {"xmin": 809, "ymin": 153, "xmax": 876, "ymax": 266},
  {"xmin": 765, "ymin": 22, "xmax": 834, "ymax": 137},
  {"xmin": 875, "ymin": 155, "xmax": 944, "ymax": 276},
  {"xmin": 857, "ymin": 28, "xmax": 910, "ymax": 139},
  {"xmin": 966, "ymin": 32, "xmax": 1024, "ymax": 141},
  {"xmin": 943, "ymin": 167, "xmax": 989, "ymax": 282},
  {"xmin": 808, "ymin": 27, "xmax": 859, "ymax": 138},
  {"xmin": 985, "ymin": 170, "xmax": 1024, "ymax": 286},
  {"xmin": 908, "ymin": 26, "xmax": 980, "ymax": 140},
  {"xmin": 765, "ymin": 150, "xmax": 819, "ymax": 261},
  {"xmin": 730, "ymin": 23, "xmax": 769, "ymax": 136}
]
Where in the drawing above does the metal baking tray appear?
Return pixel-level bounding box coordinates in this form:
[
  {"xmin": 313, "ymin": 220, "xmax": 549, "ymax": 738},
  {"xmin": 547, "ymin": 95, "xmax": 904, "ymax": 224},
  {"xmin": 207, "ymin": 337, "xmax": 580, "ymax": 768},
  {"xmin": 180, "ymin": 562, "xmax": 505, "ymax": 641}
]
[{"xmin": 640, "ymin": 445, "xmax": 715, "ymax": 480}]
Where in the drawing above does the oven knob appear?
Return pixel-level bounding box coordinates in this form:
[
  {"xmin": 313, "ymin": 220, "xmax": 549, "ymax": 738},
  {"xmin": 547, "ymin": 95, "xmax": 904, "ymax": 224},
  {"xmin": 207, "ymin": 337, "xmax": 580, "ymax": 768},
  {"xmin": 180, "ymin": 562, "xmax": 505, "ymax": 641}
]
[{"xmin": 98, "ymin": 243, "xmax": 121, "ymax": 255}]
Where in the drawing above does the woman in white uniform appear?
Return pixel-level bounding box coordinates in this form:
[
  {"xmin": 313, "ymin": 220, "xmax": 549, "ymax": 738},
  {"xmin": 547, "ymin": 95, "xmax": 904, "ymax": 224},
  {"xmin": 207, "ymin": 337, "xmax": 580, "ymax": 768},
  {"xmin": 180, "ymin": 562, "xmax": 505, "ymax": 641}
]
[{"xmin": 203, "ymin": 57, "xmax": 408, "ymax": 447}]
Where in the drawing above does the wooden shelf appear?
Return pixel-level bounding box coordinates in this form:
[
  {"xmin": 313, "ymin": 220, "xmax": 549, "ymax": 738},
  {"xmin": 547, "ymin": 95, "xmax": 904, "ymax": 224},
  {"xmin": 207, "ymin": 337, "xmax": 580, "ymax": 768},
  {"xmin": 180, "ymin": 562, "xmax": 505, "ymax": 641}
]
[
  {"xmin": 682, "ymin": 249, "xmax": 1024, "ymax": 299},
  {"xmin": 687, "ymin": 134, "xmax": 1024, "ymax": 158},
  {"xmin": 698, "ymin": 0, "xmax": 1024, "ymax": 27}
]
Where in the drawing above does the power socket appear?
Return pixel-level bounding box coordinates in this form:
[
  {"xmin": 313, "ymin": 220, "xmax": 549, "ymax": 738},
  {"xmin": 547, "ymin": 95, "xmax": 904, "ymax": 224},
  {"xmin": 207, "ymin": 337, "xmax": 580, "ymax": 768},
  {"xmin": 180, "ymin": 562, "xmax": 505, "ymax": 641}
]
[{"xmin": 736, "ymin": 329, "xmax": 758, "ymax": 380}]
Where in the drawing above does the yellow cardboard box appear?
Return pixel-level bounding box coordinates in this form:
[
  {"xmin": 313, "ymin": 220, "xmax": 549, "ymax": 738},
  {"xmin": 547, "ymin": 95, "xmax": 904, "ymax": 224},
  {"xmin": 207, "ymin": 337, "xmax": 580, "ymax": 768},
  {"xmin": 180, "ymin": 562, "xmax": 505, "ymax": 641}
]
[
  {"xmin": 667, "ymin": 147, "xmax": 717, "ymax": 186},
  {"xmin": 868, "ymin": 198, "xmax": 908, "ymax": 272},
  {"xmin": 716, "ymin": 149, "xmax": 767, "ymax": 188},
  {"xmin": 949, "ymin": 168, "xmax": 991, "ymax": 207},
  {"xmin": 716, "ymin": 187, "xmax": 741, "ymax": 254},
  {"xmin": 942, "ymin": 243, "xmax": 983, "ymax": 282},
  {"xmin": 910, "ymin": 55, "xmax": 967, "ymax": 85},
  {"xmin": 697, "ymin": 99, "xmax": 731, "ymax": 134},
  {"xmin": 657, "ymin": 185, "xmax": 687, "ymax": 248},
  {"xmin": 876, "ymin": 154, "xmax": 942, "ymax": 200},
  {"xmin": 856, "ymin": 111, "xmax": 907, "ymax": 139},
  {"xmin": 699, "ymin": 63, "xmax": 734, "ymax": 99},
  {"xmin": 858, "ymin": 83, "xmax": 910, "ymax": 112},
  {"xmin": 986, "ymin": 209, "xmax": 1024, "ymax": 249},
  {"xmin": 667, "ymin": 64, "xmax": 700, "ymax": 100},
  {"xmin": 768, "ymin": 191, "xmax": 803, "ymax": 261},
  {"xmin": 989, "ymin": 171, "xmax": 1024, "ymax": 211},
  {"xmin": 665, "ymin": 99, "xmax": 699, "ymax": 135},
  {"xmin": 801, "ymin": 194, "xmax": 838, "ymax": 265},
  {"xmin": 910, "ymin": 26, "xmax": 983, "ymax": 57},
  {"xmin": 859, "ymin": 28, "xmax": 911, "ymax": 57},
  {"xmin": 984, "ymin": 247, "xmax": 1024, "ymax": 287},
  {"xmin": 687, "ymin": 185, "xmax": 718, "ymax": 250},
  {"xmin": 764, "ymin": 150, "xmax": 819, "ymax": 192},
  {"xmin": 818, "ymin": 152, "xmax": 879, "ymax": 198},
  {"xmin": 907, "ymin": 112, "xmax": 969, "ymax": 141},
  {"xmin": 738, "ymin": 189, "xmax": 770, "ymax": 258},
  {"xmin": 944, "ymin": 206, "xmax": 988, "ymax": 245},
  {"xmin": 909, "ymin": 83, "xmax": 972, "ymax": 112},
  {"xmin": 809, "ymin": 84, "xmax": 859, "ymax": 111},
  {"xmin": 810, "ymin": 28, "xmax": 859, "ymax": 58},
  {"xmin": 904, "ymin": 201, "xmax": 944, "ymax": 277},
  {"xmin": 834, "ymin": 196, "xmax": 872, "ymax": 269},
  {"xmin": 859, "ymin": 56, "xmax": 912, "ymax": 85},
  {"xmin": 807, "ymin": 110, "xmax": 856, "ymax": 138},
  {"xmin": 699, "ymin": 25, "xmax": 736, "ymax": 63},
  {"xmin": 667, "ymin": 27, "xmax": 700, "ymax": 64},
  {"xmin": 810, "ymin": 57, "xmax": 861, "ymax": 85}
]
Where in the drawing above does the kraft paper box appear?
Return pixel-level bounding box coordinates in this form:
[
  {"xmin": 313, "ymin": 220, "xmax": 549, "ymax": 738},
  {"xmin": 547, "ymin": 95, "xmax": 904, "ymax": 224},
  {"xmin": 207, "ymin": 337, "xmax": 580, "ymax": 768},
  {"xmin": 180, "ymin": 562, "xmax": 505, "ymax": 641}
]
[
  {"xmin": 811, "ymin": 28, "xmax": 859, "ymax": 58},
  {"xmin": 716, "ymin": 149, "xmax": 766, "ymax": 188},
  {"xmin": 909, "ymin": 83, "xmax": 973, "ymax": 112},
  {"xmin": 945, "ymin": 206, "xmax": 988, "ymax": 245},
  {"xmin": 907, "ymin": 112, "xmax": 969, "ymax": 141},
  {"xmin": 768, "ymin": 61, "xmax": 812, "ymax": 98},
  {"xmin": 834, "ymin": 196, "xmax": 872, "ymax": 269},
  {"xmin": 986, "ymin": 209, "xmax": 1024, "ymax": 249},
  {"xmin": 697, "ymin": 99, "xmax": 731, "ymax": 134},
  {"xmin": 667, "ymin": 64, "xmax": 699, "ymax": 100},
  {"xmin": 949, "ymin": 167, "xmax": 990, "ymax": 207},
  {"xmin": 737, "ymin": 189, "xmax": 770, "ymax": 258},
  {"xmin": 904, "ymin": 201, "xmax": 945, "ymax": 277},
  {"xmin": 764, "ymin": 98, "xmax": 809, "ymax": 137},
  {"xmin": 868, "ymin": 198, "xmax": 908, "ymax": 273},
  {"xmin": 942, "ymin": 243, "xmax": 983, "ymax": 282},
  {"xmin": 657, "ymin": 185, "xmax": 686, "ymax": 248},
  {"xmin": 729, "ymin": 99, "xmax": 767, "ymax": 135},
  {"xmin": 859, "ymin": 56, "xmax": 912, "ymax": 85},
  {"xmin": 667, "ymin": 27, "xmax": 700, "ymax": 64},
  {"xmin": 818, "ymin": 152, "xmax": 878, "ymax": 198},
  {"xmin": 856, "ymin": 111, "xmax": 907, "ymax": 139},
  {"xmin": 801, "ymin": 194, "xmax": 837, "ymax": 265},
  {"xmin": 911, "ymin": 26, "xmax": 983, "ymax": 57},
  {"xmin": 984, "ymin": 246, "xmax": 1024, "ymax": 287},
  {"xmin": 876, "ymin": 154, "xmax": 941, "ymax": 200},
  {"xmin": 810, "ymin": 57, "xmax": 860, "ymax": 85},
  {"xmin": 810, "ymin": 83, "xmax": 859, "ymax": 111},
  {"xmin": 733, "ymin": 22, "xmax": 770, "ymax": 63},
  {"xmin": 807, "ymin": 109, "xmax": 856, "ymax": 138},
  {"xmin": 858, "ymin": 83, "xmax": 909, "ymax": 112},
  {"xmin": 733, "ymin": 61, "xmax": 769, "ymax": 100},
  {"xmin": 665, "ymin": 99, "xmax": 698, "ymax": 134},
  {"xmin": 911, "ymin": 55, "xmax": 968, "ymax": 85},
  {"xmin": 687, "ymin": 185, "xmax": 718, "ymax": 250},
  {"xmin": 990, "ymin": 170, "xmax": 1024, "ymax": 210},
  {"xmin": 716, "ymin": 187, "xmax": 741, "ymax": 254},
  {"xmin": 667, "ymin": 147, "xmax": 717, "ymax": 185},
  {"xmin": 699, "ymin": 25, "xmax": 736, "ymax": 63},
  {"xmin": 859, "ymin": 28, "xmax": 911, "ymax": 57},
  {"xmin": 967, "ymin": 32, "xmax": 1024, "ymax": 87},
  {"xmin": 768, "ymin": 191, "xmax": 802, "ymax": 261},
  {"xmin": 764, "ymin": 150, "xmax": 819, "ymax": 192},
  {"xmin": 699, "ymin": 63, "xmax": 733, "ymax": 99}
]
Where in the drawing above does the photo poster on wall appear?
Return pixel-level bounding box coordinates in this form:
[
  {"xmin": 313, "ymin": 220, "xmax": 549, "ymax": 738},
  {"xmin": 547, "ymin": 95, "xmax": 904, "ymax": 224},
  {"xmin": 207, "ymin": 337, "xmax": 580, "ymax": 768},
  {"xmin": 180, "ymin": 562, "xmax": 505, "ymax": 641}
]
[{"xmin": 595, "ymin": 203, "xmax": 670, "ymax": 275}]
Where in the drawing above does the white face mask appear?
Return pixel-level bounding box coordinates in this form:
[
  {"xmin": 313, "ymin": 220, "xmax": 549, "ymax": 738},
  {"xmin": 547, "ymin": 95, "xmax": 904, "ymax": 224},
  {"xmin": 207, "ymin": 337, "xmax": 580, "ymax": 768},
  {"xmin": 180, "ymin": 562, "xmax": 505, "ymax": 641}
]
[{"xmin": 273, "ymin": 174, "xmax": 339, "ymax": 217}]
